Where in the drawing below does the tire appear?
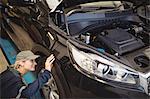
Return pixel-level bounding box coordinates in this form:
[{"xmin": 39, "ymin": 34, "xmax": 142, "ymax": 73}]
[{"xmin": 51, "ymin": 60, "xmax": 72, "ymax": 98}]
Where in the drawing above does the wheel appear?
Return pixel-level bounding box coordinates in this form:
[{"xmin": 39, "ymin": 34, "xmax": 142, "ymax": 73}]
[
  {"xmin": 42, "ymin": 76, "xmax": 59, "ymax": 99},
  {"xmin": 51, "ymin": 60, "xmax": 72, "ymax": 98}
]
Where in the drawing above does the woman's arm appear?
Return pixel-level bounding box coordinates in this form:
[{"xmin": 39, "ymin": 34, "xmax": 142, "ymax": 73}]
[{"xmin": 21, "ymin": 70, "xmax": 51, "ymax": 98}]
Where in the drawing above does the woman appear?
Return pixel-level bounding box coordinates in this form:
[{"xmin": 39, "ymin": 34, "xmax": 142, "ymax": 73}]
[{"xmin": 0, "ymin": 50, "xmax": 55, "ymax": 98}]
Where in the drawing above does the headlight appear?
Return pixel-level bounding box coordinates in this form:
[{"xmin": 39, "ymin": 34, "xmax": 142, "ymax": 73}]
[{"xmin": 69, "ymin": 44, "xmax": 139, "ymax": 85}]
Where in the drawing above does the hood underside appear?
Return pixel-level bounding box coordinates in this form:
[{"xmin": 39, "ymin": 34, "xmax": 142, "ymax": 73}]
[
  {"xmin": 63, "ymin": 0, "xmax": 148, "ymax": 7},
  {"xmin": 46, "ymin": 0, "xmax": 149, "ymax": 12}
]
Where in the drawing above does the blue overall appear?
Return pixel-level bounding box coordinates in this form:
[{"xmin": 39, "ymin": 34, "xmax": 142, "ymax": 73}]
[{"xmin": 0, "ymin": 67, "xmax": 51, "ymax": 98}]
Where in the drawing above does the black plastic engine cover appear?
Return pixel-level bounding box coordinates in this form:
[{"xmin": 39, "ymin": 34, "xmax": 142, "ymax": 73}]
[{"xmin": 97, "ymin": 28, "xmax": 144, "ymax": 55}]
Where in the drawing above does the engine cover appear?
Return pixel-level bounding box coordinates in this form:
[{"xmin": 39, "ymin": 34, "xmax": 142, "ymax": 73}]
[{"xmin": 97, "ymin": 28, "xmax": 144, "ymax": 55}]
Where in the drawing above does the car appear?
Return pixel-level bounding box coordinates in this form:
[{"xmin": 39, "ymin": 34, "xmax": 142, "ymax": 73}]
[{"xmin": 1, "ymin": 0, "xmax": 150, "ymax": 98}]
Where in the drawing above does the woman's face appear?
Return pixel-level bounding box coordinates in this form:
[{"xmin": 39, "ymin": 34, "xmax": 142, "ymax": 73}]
[{"xmin": 23, "ymin": 59, "xmax": 37, "ymax": 71}]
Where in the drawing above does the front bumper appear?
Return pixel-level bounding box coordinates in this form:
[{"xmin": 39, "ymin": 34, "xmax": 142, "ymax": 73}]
[{"xmin": 65, "ymin": 63, "xmax": 150, "ymax": 98}]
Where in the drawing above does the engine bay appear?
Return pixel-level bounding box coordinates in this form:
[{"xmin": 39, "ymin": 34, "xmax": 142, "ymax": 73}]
[{"xmin": 72, "ymin": 15, "xmax": 150, "ymax": 72}]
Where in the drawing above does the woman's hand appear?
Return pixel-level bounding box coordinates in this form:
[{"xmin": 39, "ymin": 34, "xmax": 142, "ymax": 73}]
[{"xmin": 45, "ymin": 54, "xmax": 55, "ymax": 72}]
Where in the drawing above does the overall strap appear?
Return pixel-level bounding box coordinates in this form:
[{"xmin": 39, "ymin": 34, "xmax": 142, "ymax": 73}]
[{"xmin": 16, "ymin": 86, "xmax": 27, "ymax": 98}]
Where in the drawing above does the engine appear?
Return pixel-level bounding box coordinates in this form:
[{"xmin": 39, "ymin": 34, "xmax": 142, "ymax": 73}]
[
  {"xmin": 92, "ymin": 28, "xmax": 144, "ymax": 55},
  {"xmin": 74, "ymin": 21, "xmax": 150, "ymax": 69}
]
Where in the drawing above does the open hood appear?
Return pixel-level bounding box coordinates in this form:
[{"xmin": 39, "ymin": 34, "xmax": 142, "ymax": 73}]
[{"xmin": 46, "ymin": 0, "xmax": 149, "ymax": 12}]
